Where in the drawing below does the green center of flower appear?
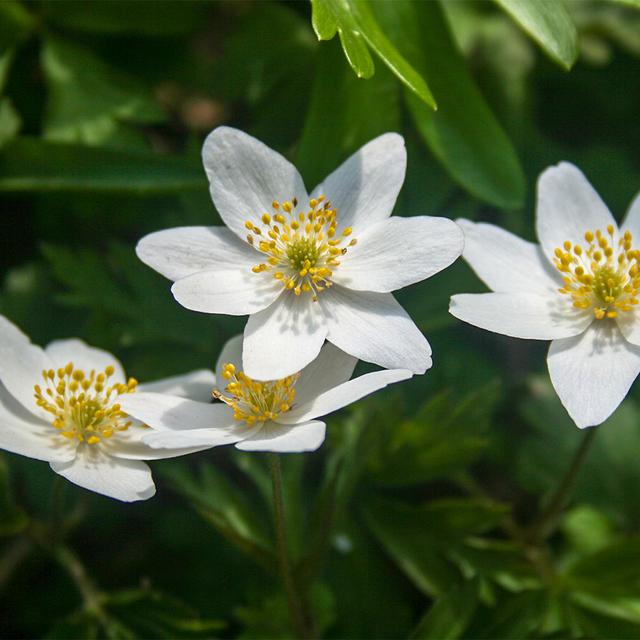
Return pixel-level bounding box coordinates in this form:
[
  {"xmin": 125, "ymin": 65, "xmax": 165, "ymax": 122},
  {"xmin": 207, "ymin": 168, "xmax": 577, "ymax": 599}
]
[
  {"xmin": 554, "ymin": 226, "xmax": 640, "ymax": 320},
  {"xmin": 244, "ymin": 195, "xmax": 357, "ymax": 301},
  {"xmin": 213, "ymin": 362, "xmax": 298, "ymax": 426},
  {"xmin": 33, "ymin": 363, "xmax": 137, "ymax": 445}
]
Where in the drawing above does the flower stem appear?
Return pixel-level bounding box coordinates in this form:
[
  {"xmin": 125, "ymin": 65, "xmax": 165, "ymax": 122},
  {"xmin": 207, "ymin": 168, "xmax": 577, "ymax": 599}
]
[
  {"xmin": 268, "ymin": 453, "xmax": 314, "ymax": 639},
  {"xmin": 529, "ymin": 427, "xmax": 597, "ymax": 542}
]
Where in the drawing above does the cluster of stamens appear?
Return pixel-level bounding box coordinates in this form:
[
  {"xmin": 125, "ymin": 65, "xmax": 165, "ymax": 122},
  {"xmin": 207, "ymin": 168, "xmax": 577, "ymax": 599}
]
[
  {"xmin": 212, "ymin": 363, "xmax": 297, "ymax": 426},
  {"xmin": 34, "ymin": 363, "xmax": 137, "ymax": 445},
  {"xmin": 554, "ymin": 226, "xmax": 640, "ymax": 319},
  {"xmin": 245, "ymin": 195, "xmax": 357, "ymax": 301}
]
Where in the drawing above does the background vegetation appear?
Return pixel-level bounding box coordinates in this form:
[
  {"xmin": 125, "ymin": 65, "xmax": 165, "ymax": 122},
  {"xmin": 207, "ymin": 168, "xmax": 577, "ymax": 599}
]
[{"xmin": 1, "ymin": 1, "xmax": 640, "ymax": 638}]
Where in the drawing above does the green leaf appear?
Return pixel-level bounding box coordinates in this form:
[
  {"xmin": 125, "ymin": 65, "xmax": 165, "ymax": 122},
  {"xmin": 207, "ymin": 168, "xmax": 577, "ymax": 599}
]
[
  {"xmin": 561, "ymin": 505, "xmax": 615, "ymax": 555},
  {"xmin": 368, "ymin": 382, "xmax": 499, "ymax": 487},
  {"xmin": 370, "ymin": 0, "xmax": 526, "ymax": 209},
  {"xmin": 0, "ymin": 454, "xmax": 28, "ymax": 536},
  {"xmin": 0, "ymin": 1, "xmax": 35, "ymax": 53},
  {"xmin": 310, "ymin": 0, "xmax": 435, "ymax": 108},
  {"xmin": 0, "ymin": 138, "xmax": 204, "ymax": 193},
  {"xmin": 0, "ymin": 97, "xmax": 20, "ymax": 147},
  {"xmin": 41, "ymin": 36, "xmax": 164, "ymax": 147},
  {"xmin": 494, "ymin": 0, "xmax": 578, "ymax": 70},
  {"xmin": 297, "ymin": 38, "xmax": 400, "ymax": 188},
  {"xmin": 411, "ymin": 580, "xmax": 478, "ymax": 640}
]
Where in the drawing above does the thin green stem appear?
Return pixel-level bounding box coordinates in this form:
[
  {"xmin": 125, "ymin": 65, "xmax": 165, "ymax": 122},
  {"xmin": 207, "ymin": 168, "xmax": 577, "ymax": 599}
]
[
  {"xmin": 529, "ymin": 427, "xmax": 597, "ymax": 542},
  {"xmin": 268, "ymin": 453, "xmax": 314, "ymax": 640}
]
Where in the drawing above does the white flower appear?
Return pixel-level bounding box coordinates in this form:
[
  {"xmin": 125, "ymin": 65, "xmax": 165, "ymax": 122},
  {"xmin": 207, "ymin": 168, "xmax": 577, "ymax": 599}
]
[
  {"xmin": 0, "ymin": 315, "xmax": 212, "ymax": 501},
  {"xmin": 450, "ymin": 162, "xmax": 640, "ymax": 429},
  {"xmin": 120, "ymin": 335, "xmax": 412, "ymax": 453},
  {"xmin": 136, "ymin": 127, "xmax": 463, "ymax": 380}
]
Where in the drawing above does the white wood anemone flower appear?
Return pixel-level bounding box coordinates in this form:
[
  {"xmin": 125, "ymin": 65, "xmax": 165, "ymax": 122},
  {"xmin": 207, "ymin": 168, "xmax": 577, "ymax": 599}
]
[
  {"xmin": 136, "ymin": 127, "xmax": 463, "ymax": 380},
  {"xmin": 0, "ymin": 315, "xmax": 213, "ymax": 502},
  {"xmin": 119, "ymin": 335, "xmax": 413, "ymax": 453},
  {"xmin": 450, "ymin": 162, "xmax": 640, "ymax": 429}
]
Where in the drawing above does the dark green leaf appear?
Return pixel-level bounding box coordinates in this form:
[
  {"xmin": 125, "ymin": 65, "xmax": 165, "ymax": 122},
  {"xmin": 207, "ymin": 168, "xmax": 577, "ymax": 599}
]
[
  {"xmin": 0, "ymin": 138, "xmax": 204, "ymax": 193},
  {"xmin": 371, "ymin": 0, "xmax": 526, "ymax": 209},
  {"xmin": 0, "ymin": 1, "xmax": 35, "ymax": 53},
  {"xmin": 297, "ymin": 38, "xmax": 400, "ymax": 188},
  {"xmin": 0, "ymin": 454, "xmax": 28, "ymax": 536},
  {"xmin": 310, "ymin": 0, "xmax": 435, "ymax": 108},
  {"xmin": 411, "ymin": 580, "xmax": 478, "ymax": 640},
  {"xmin": 41, "ymin": 36, "xmax": 164, "ymax": 147},
  {"xmin": 494, "ymin": 0, "xmax": 578, "ymax": 69},
  {"xmin": 0, "ymin": 97, "xmax": 20, "ymax": 147}
]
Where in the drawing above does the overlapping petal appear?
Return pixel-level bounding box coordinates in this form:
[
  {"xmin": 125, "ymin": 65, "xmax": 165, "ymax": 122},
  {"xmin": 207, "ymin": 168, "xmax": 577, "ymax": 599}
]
[
  {"xmin": 203, "ymin": 127, "xmax": 308, "ymax": 241},
  {"xmin": 136, "ymin": 226, "xmax": 261, "ymax": 282},
  {"xmin": 321, "ymin": 286, "xmax": 431, "ymax": 374},
  {"xmin": 138, "ymin": 369, "xmax": 216, "ymax": 403},
  {"xmin": 620, "ymin": 191, "xmax": 640, "ymax": 239},
  {"xmin": 50, "ymin": 447, "xmax": 156, "ymax": 502},
  {"xmin": 458, "ymin": 219, "xmax": 560, "ymax": 294},
  {"xmin": 334, "ymin": 216, "xmax": 463, "ymax": 293},
  {"xmin": 548, "ymin": 323, "xmax": 640, "ymax": 428},
  {"xmin": 450, "ymin": 292, "xmax": 592, "ymax": 340},
  {"xmin": 243, "ymin": 293, "xmax": 328, "ymax": 380},
  {"xmin": 235, "ymin": 420, "xmax": 326, "ymax": 453},
  {"xmin": 278, "ymin": 369, "xmax": 412, "ymax": 425},
  {"xmin": 536, "ymin": 162, "xmax": 616, "ymax": 262},
  {"xmin": 310, "ymin": 133, "xmax": 406, "ymax": 231},
  {"xmin": 171, "ymin": 266, "xmax": 281, "ymax": 315}
]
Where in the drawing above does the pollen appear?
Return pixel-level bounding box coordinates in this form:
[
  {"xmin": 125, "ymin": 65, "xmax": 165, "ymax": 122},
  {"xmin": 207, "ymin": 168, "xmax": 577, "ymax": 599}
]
[
  {"xmin": 554, "ymin": 227, "xmax": 640, "ymax": 320},
  {"xmin": 245, "ymin": 195, "xmax": 357, "ymax": 301},
  {"xmin": 212, "ymin": 362, "xmax": 297, "ymax": 426},
  {"xmin": 33, "ymin": 363, "xmax": 137, "ymax": 445}
]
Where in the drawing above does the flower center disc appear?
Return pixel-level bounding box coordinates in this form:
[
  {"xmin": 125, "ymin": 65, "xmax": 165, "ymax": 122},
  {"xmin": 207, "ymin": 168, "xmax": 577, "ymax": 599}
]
[
  {"xmin": 245, "ymin": 195, "xmax": 357, "ymax": 300},
  {"xmin": 213, "ymin": 362, "xmax": 298, "ymax": 425},
  {"xmin": 554, "ymin": 226, "xmax": 640, "ymax": 319},
  {"xmin": 33, "ymin": 363, "xmax": 137, "ymax": 445}
]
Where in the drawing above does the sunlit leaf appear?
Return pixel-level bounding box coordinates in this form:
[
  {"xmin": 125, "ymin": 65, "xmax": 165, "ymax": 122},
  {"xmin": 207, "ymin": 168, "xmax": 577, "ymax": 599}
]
[
  {"xmin": 371, "ymin": 0, "xmax": 526, "ymax": 209},
  {"xmin": 494, "ymin": 0, "xmax": 578, "ymax": 70},
  {"xmin": 310, "ymin": 0, "xmax": 435, "ymax": 108}
]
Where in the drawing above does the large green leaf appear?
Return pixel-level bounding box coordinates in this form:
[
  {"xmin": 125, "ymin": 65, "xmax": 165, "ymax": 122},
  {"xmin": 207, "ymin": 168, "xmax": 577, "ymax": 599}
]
[
  {"xmin": 494, "ymin": 0, "xmax": 578, "ymax": 70},
  {"xmin": 0, "ymin": 138, "xmax": 204, "ymax": 193},
  {"xmin": 297, "ymin": 38, "xmax": 400, "ymax": 188},
  {"xmin": 41, "ymin": 36, "xmax": 164, "ymax": 147},
  {"xmin": 310, "ymin": 0, "xmax": 435, "ymax": 108},
  {"xmin": 371, "ymin": 0, "xmax": 526, "ymax": 209}
]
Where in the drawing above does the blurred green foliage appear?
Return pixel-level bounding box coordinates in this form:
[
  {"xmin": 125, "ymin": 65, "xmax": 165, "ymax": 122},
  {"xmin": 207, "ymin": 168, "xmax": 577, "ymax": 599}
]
[{"xmin": 1, "ymin": 0, "xmax": 640, "ymax": 638}]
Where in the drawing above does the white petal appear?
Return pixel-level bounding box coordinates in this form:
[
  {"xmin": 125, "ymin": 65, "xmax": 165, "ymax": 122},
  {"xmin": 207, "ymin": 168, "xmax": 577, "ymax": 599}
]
[
  {"xmin": 120, "ymin": 392, "xmax": 236, "ymax": 432},
  {"xmin": 450, "ymin": 292, "xmax": 592, "ymax": 340},
  {"xmin": 202, "ymin": 126, "xmax": 308, "ymax": 241},
  {"xmin": 138, "ymin": 369, "xmax": 216, "ymax": 403},
  {"xmin": 215, "ymin": 334, "xmax": 243, "ymax": 383},
  {"xmin": 50, "ymin": 446, "xmax": 155, "ymax": 502},
  {"xmin": 620, "ymin": 191, "xmax": 640, "ymax": 239},
  {"xmin": 143, "ymin": 425, "xmax": 252, "ymax": 450},
  {"xmin": 321, "ymin": 287, "xmax": 431, "ymax": 374},
  {"xmin": 242, "ymin": 293, "xmax": 328, "ymax": 380},
  {"xmin": 0, "ymin": 383, "xmax": 75, "ymax": 463},
  {"xmin": 0, "ymin": 315, "xmax": 53, "ymax": 420},
  {"xmin": 106, "ymin": 424, "xmax": 225, "ymax": 459},
  {"xmin": 457, "ymin": 219, "xmax": 560, "ymax": 294},
  {"xmin": 235, "ymin": 420, "xmax": 326, "ymax": 453},
  {"xmin": 536, "ymin": 162, "xmax": 616, "ymax": 262},
  {"xmin": 334, "ymin": 216, "xmax": 463, "ymax": 293},
  {"xmin": 548, "ymin": 323, "xmax": 640, "ymax": 428},
  {"xmin": 310, "ymin": 133, "xmax": 406, "ymax": 230},
  {"xmin": 136, "ymin": 226, "xmax": 261, "ymax": 282},
  {"xmin": 171, "ymin": 264, "xmax": 282, "ymax": 316},
  {"xmin": 294, "ymin": 342, "xmax": 357, "ymax": 406},
  {"xmin": 279, "ymin": 369, "xmax": 412, "ymax": 425},
  {"xmin": 45, "ymin": 339, "xmax": 126, "ymax": 383}
]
